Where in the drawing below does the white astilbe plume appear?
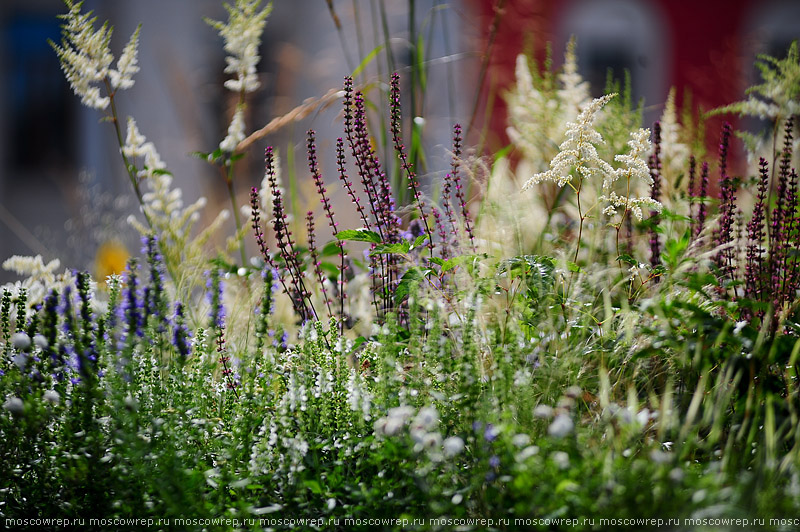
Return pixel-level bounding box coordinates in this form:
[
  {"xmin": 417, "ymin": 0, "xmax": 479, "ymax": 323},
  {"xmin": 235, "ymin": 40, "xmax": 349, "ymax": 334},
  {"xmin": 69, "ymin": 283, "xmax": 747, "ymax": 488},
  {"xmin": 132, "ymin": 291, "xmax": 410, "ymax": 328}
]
[
  {"xmin": 220, "ymin": 105, "xmax": 246, "ymax": 152},
  {"xmin": 2, "ymin": 256, "xmax": 69, "ymax": 307},
  {"xmin": 51, "ymin": 1, "xmax": 141, "ymax": 109},
  {"xmin": 557, "ymin": 37, "xmax": 591, "ymax": 116},
  {"xmin": 51, "ymin": 1, "xmax": 113, "ymax": 109},
  {"xmin": 505, "ymin": 39, "xmax": 591, "ymax": 173},
  {"xmin": 522, "ymin": 93, "xmax": 617, "ymax": 190},
  {"xmin": 122, "ymin": 119, "xmax": 227, "ymax": 264},
  {"xmin": 207, "ymin": 0, "xmax": 272, "ymax": 94},
  {"xmin": 658, "ymin": 88, "xmax": 690, "ymax": 177},
  {"xmin": 122, "ymin": 117, "xmax": 166, "ymax": 180},
  {"xmin": 600, "ymin": 128, "xmax": 662, "ymax": 221},
  {"xmin": 109, "ymin": 24, "xmax": 141, "ymax": 91}
]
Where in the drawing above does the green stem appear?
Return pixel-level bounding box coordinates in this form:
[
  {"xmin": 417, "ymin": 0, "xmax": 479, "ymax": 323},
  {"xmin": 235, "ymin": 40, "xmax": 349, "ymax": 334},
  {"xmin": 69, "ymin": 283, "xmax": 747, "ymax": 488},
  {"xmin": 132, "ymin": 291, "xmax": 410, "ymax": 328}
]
[{"xmin": 224, "ymin": 162, "xmax": 248, "ymax": 268}]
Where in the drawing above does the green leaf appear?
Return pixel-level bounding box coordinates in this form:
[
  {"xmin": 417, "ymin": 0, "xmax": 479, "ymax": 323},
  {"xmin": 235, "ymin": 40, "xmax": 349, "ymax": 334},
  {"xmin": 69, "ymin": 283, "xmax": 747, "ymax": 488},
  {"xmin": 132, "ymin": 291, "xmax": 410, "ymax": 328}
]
[
  {"xmin": 335, "ymin": 229, "xmax": 381, "ymax": 244},
  {"xmin": 566, "ymin": 261, "xmax": 585, "ymax": 274},
  {"xmin": 410, "ymin": 234, "xmax": 430, "ymax": 251},
  {"xmin": 394, "ymin": 267, "xmax": 432, "ymax": 300},
  {"xmin": 351, "ymin": 44, "xmax": 385, "ymax": 79},
  {"xmin": 303, "ymin": 480, "xmax": 323, "ymax": 495},
  {"xmin": 370, "ymin": 242, "xmax": 410, "ymax": 255},
  {"xmin": 427, "ymin": 257, "xmax": 446, "ymax": 267},
  {"xmin": 441, "ymin": 254, "xmax": 474, "ymax": 273},
  {"xmin": 321, "ymin": 240, "xmax": 343, "ymax": 257},
  {"xmin": 615, "ymin": 254, "xmax": 638, "ymax": 266}
]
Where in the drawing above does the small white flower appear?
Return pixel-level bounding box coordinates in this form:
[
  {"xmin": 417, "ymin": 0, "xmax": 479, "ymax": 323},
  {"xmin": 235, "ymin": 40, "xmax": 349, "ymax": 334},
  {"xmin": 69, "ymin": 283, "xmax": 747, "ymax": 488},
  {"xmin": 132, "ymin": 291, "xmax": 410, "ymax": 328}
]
[
  {"xmin": 547, "ymin": 414, "xmax": 574, "ymax": 438},
  {"xmin": 442, "ymin": 436, "xmax": 465, "ymax": 457},
  {"xmin": 551, "ymin": 450, "xmax": 570, "ymax": 469},
  {"xmin": 33, "ymin": 334, "xmax": 48, "ymax": 350},
  {"xmin": 533, "ymin": 404, "xmax": 554, "ymax": 419},
  {"xmin": 511, "ymin": 434, "xmax": 531, "ymax": 447},
  {"xmin": 219, "ymin": 105, "xmax": 246, "ymax": 153},
  {"xmin": 109, "ymin": 25, "xmax": 141, "ymax": 90},
  {"xmin": 412, "ymin": 406, "xmax": 439, "ymax": 432},
  {"xmin": 522, "ymin": 93, "xmax": 616, "ymax": 191},
  {"xmin": 207, "ymin": 0, "xmax": 272, "ymax": 94},
  {"xmin": 3, "ymin": 397, "xmax": 24, "ymax": 415},
  {"xmin": 43, "ymin": 390, "xmax": 61, "ymax": 405},
  {"xmin": 11, "ymin": 332, "xmax": 31, "ymax": 351}
]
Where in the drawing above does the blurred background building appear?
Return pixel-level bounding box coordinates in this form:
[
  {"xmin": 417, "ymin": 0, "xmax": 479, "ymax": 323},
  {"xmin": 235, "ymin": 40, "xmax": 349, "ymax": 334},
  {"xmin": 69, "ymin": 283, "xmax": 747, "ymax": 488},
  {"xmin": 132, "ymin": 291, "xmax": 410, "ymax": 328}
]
[{"xmin": 0, "ymin": 0, "xmax": 798, "ymax": 282}]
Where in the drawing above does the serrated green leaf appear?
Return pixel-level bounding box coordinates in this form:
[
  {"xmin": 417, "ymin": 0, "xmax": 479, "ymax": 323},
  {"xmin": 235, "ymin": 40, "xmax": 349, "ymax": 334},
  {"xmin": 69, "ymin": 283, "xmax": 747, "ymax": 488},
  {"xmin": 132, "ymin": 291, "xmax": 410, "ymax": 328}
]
[
  {"xmin": 410, "ymin": 234, "xmax": 429, "ymax": 251},
  {"xmin": 370, "ymin": 242, "xmax": 411, "ymax": 255},
  {"xmin": 335, "ymin": 229, "xmax": 382, "ymax": 243}
]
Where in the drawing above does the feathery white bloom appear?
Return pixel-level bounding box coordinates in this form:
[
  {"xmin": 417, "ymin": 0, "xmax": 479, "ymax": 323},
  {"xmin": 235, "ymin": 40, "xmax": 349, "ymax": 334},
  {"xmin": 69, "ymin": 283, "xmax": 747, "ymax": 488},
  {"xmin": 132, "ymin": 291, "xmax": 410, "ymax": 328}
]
[
  {"xmin": 207, "ymin": 0, "xmax": 272, "ymax": 93},
  {"xmin": 411, "ymin": 406, "xmax": 439, "ymax": 432},
  {"xmin": 658, "ymin": 88, "xmax": 690, "ymax": 176},
  {"xmin": 442, "ymin": 436, "xmax": 465, "ymax": 457},
  {"xmin": 11, "ymin": 332, "xmax": 31, "ymax": 351},
  {"xmin": 3, "ymin": 397, "xmax": 24, "ymax": 415},
  {"xmin": 109, "ymin": 25, "xmax": 141, "ymax": 90},
  {"xmin": 557, "ymin": 37, "xmax": 591, "ymax": 116},
  {"xmin": 220, "ymin": 105, "xmax": 246, "ymax": 152},
  {"xmin": 600, "ymin": 128, "xmax": 662, "ymax": 221},
  {"xmin": 53, "ymin": 1, "xmax": 140, "ymax": 109},
  {"xmin": 547, "ymin": 413, "xmax": 574, "ymax": 438},
  {"xmin": 522, "ymin": 93, "xmax": 616, "ymax": 191}
]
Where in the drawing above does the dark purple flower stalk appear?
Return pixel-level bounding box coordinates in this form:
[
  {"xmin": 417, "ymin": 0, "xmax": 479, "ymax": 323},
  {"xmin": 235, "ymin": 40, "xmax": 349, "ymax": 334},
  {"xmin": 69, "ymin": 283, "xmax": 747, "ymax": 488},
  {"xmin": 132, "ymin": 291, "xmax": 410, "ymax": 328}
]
[
  {"xmin": 172, "ymin": 302, "xmax": 191, "ymax": 361},
  {"xmin": 785, "ymin": 167, "xmax": 800, "ymax": 304},
  {"xmin": 769, "ymin": 128, "xmax": 791, "ymax": 309},
  {"xmin": 306, "ymin": 211, "xmax": 333, "ymax": 321},
  {"xmin": 250, "ymin": 188, "xmax": 286, "ymax": 278},
  {"xmin": 687, "ymin": 155, "xmax": 697, "ymax": 227},
  {"xmin": 779, "ymin": 119, "xmax": 797, "ymax": 305},
  {"xmin": 744, "ymin": 158, "xmax": 770, "ymax": 314},
  {"xmin": 216, "ymin": 325, "xmax": 239, "ymax": 399},
  {"xmin": 648, "ymin": 121, "xmax": 663, "ymax": 274},
  {"xmin": 715, "ymin": 122, "xmax": 737, "ymax": 281},
  {"xmin": 390, "ymin": 72, "xmax": 434, "ymax": 256},
  {"xmin": 450, "ymin": 124, "xmax": 475, "ymax": 251},
  {"xmin": 432, "ymin": 206, "xmax": 449, "ymax": 259},
  {"xmin": 344, "ymin": 79, "xmax": 383, "ymax": 237},
  {"xmin": 118, "ymin": 260, "xmax": 143, "ymax": 349},
  {"xmin": 336, "ymin": 137, "xmax": 370, "ymax": 229},
  {"xmin": 265, "ymin": 146, "xmax": 316, "ymax": 322}
]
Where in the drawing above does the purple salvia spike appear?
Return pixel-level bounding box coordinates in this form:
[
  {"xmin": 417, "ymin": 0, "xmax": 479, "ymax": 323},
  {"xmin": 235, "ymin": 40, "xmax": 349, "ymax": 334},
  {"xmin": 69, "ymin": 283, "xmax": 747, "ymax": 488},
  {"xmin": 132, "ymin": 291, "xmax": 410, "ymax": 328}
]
[
  {"xmin": 648, "ymin": 121, "xmax": 663, "ymax": 274},
  {"xmin": 745, "ymin": 158, "xmax": 769, "ymax": 318},
  {"xmin": 390, "ymin": 72, "xmax": 434, "ymax": 255},
  {"xmin": 687, "ymin": 155, "xmax": 696, "ymax": 231},
  {"xmin": 450, "ymin": 124, "xmax": 475, "ymax": 252},
  {"xmin": 306, "ymin": 211, "xmax": 333, "ymax": 320}
]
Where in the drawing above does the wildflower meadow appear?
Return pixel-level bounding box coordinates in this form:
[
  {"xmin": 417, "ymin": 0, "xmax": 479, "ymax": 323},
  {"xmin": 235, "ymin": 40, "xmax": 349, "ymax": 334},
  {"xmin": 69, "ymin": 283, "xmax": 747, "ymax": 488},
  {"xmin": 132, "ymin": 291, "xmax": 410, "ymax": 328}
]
[{"xmin": 2, "ymin": 1, "xmax": 800, "ymax": 530}]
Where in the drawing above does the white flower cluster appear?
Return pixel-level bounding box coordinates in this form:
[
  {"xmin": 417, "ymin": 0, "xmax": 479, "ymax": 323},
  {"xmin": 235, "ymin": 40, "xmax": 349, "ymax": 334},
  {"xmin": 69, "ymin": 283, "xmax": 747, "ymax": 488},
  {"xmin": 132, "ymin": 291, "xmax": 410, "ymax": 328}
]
[
  {"xmin": 373, "ymin": 405, "xmax": 464, "ymax": 462},
  {"xmin": 1, "ymin": 255, "xmax": 69, "ymax": 306},
  {"xmin": 121, "ymin": 118, "xmax": 221, "ymax": 243},
  {"xmin": 600, "ymin": 128, "xmax": 663, "ymax": 221},
  {"xmin": 219, "ymin": 106, "xmax": 246, "ymax": 153},
  {"xmin": 207, "ymin": 0, "xmax": 272, "ymax": 94},
  {"xmin": 505, "ymin": 39, "xmax": 591, "ymax": 174},
  {"xmin": 657, "ymin": 88, "xmax": 690, "ymax": 177},
  {"xmin": 122, "ymin": 118, "xmax": 166, "ymax": 180},
  {"xmin": 52, "ymin": 1, "xmax": 141, "ymax": 110},
  {"xmin": 522, "ymin": 93, "xmax": 616, "ymax": 191}
]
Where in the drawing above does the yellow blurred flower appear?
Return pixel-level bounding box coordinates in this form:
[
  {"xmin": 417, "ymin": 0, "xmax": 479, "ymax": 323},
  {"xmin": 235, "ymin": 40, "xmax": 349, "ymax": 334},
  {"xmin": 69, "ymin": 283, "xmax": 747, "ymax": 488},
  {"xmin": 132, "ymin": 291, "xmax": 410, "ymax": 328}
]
[{"xmin": 94, "ymin": 241, "xmax": 130, "ymax": 281}]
